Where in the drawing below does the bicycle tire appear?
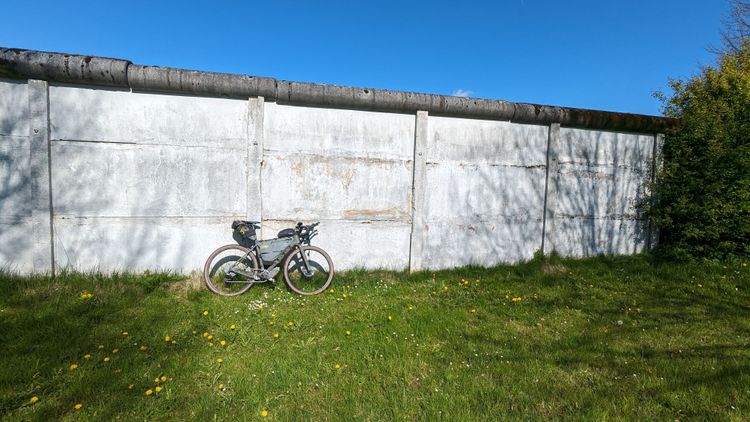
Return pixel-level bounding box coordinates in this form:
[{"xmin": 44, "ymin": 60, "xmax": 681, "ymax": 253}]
[
  {"xmin": 203, "ymin": 244, "xmax": 259, "ymax": 296},
  {"xmin": 282, "ymin": 245, "xmax": 334, "ymax": 295}
]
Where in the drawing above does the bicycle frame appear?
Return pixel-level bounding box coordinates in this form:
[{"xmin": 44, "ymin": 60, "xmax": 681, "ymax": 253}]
[{"xmin": 223, "ymin": 234, "xmax": 312, "ymax": 283}]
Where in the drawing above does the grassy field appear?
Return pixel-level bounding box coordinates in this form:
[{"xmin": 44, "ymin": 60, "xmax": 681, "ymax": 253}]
[{"xmin": 1, "ymin": 254, "xmax": 749, "ymax": 421}]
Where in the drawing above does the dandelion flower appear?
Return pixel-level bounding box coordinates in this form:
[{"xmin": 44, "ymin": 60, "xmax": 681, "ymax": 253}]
[
  {"xmin": 335, "ymin": 363, "xmax": 341, "ymax": 369},
  {"xmin": 145, "ymin": 389, "xmax": 153, "ymax": 396},
  {"xmin": 207, "ymin": 335, "xmax": 213, "ymax": 340},
  {"xmin": 103, "ymin": 357, "xmax": 110, "ymax": 362},
  {"xmin": 273, "ymin": 333, "xmax": 280, "ymax": 339},
  {"xmin": 155, "ymin": 386, "xmax": 162, "ymax": 393},
  {"xmin": 387, "ymin": 315, "xmax": 393, "ymax": 321},
  {"xmin": 287, "ymin": 321, "xmax": 293, "ymax": 327},
  {"xmin": 164, "ymin": 335, "xmax": 171, "ymax": 342},
  {"xmin": 512, "ymin": 297, "xmax": 522, "ymax": 302},
  {"xmin": 218, "ymin": 383, "xmax": 225, "ymax": 390},
  {"xmin": 208, "ymin": 343, "xmax": 214, "ymax": 347},
  {"xmin": 202, "ymin": 310, "xmax": 209, "ymax": 316},
  {"xmin": 139, "ymin": 346, "xmax": 147, "ymax": 351},
  {"xmin": 216, "ymin": 358, "xmax": 223, "ymax": 364},
  {"xmin": 70, "ymin": 363, "xmax": 78, "ymax": 370},
  {"xmin": 469, "ymin": 308, "xmax": 476, "ymax": 314},
  {"xmin": 74, "ymin": 403, "xmax": 83, "ymax": 410},
  {"xmin": 171, "ymin": 340, "xmax": 176, "ymax": 345},
  {"xmin": 443, "ymin": 286, "xmax": 448, "ymax": 292},
  {"xmin": 155, "ymin": 377, "xmax": 160, "ymax": 383},
  {"xmin": 261, "ymin": 410, "xmax": 268, "ymax": 417},
  {"xmin": 128, "ymin": 384, "xmax": 134, "ymax": 389},
  {"xmin": 229, "ymin": 324, "xmax": 236, "ymax": 330},
  {"xmin": 160, "ymin": 375, "xmax": 167, "ymax": 382},
  {"xmin": 203, "ymin": 332, "xmax": 209, "ymax": 337},
  {"xmin": 30, "ymin": 396, "xmax": 39, "ymax": 404},
  {"xmin": 220, "ymin": 340, "xmax": 226, "ymax": 346},
  {"xmin": 97, "ymin": 345, "xmax": 104, "ymax": 350},
  {"xmin": 346, "ymin": 330, "xmax": 351, "ymax": 336},
  {"xmin": 122, "ymin": 331, "xmax": 128, "ymax": 336},
  {"xmin": 112, "ymin": 348, "xmax": 119, "ymax": 354},
  {"xmin": 83, "ymin": 354, "xmax": 92, "ymax": 360}
]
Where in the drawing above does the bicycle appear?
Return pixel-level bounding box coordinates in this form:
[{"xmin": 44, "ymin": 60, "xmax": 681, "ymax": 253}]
[{"xmin": 203, "ymin": 221, "xmax": 334, "ymax": 296}]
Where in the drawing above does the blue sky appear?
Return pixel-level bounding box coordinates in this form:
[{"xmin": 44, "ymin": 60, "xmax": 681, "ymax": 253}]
[{"xmin": 1, "ymin": 0, "xmax": 727, "ymax": 115}]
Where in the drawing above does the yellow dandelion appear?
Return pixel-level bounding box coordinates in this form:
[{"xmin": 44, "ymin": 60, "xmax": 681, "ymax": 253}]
[
  {"xmin": 202, "ymin": 310, "xmax": 209, "ymax": 316},
  {"xmin": 155, "ymin": 377, "xmax": 160, "ymax": 383},
  {"xmin": 261, "ymin": 410, "xmax": 268, "ymax": 417},
  {"xmin": 208, "ymin": 343, "xmax": 214, "ymax": 347},
  {"xmin": 164, "ymin": 335, "xmax": 171, "ymax": 342},
  {"xmin": 139, "ymin": 345, "xmax": 147, "ymax": 351},
  {"xmin": 145, "ymin": 389, "xmax": 153, "ymax": 396},
  {"xmin": 192, "ymin": 330, "xmax": 197, "ymax": 334},
  {"xmin": 387, "ymin": 315, "xmax": 393, "ymax": 321},
  {"xmin": 74, "ymin": 403, "xmax": 83, "ymax": 410},
  {"xmin": 335, "ymin": 363, "xmax": 341, "ymax": 369},
  {"xmin": 207, "ymin": 335, "xmax": 213, "ymax": 340},
  {"xmin": 408, "ymin": 305, "xmax": 414, "ymax": 311},
  {"xmin": 112, "ymin": 348, "xmax": 119, "ymax": 354},
  {"xmin": 469, "ymin": 308, "xmax": 476, "ymax": 314},
  {"xmin": 220, "ymin": 340, "xmax": 226, "ymax": 346},
  {"xmin": 122, "ymin": 331, "xmax": 128, "ymax": 336},
  {"xmin": 258, "ymin": 305, "xmax": 263, "ymax": 311},
  {"xmin": 171, "ymin": 340, "xmax": 176, "ymax": 345},
  {"xmin": 273, "ymin": 333, "xmax": 280, "ymax": 339},
  {"xmin": 70, "ymin": 363, "xmax": 78, "ymax": 370},
  {"xmin": 443, "ymin": 286, "xmax": 448, "ymax": 292},
  {"xmin": 155, "ymin": 386, "xmax": 162, "ymax": 393},
  {"xmin": 30, "ymin": 396, "xmax": 39, "ymax": 404},
  {"xmin": 97, "ymin": 344, "xmax": 104, "ymax": 349},
  {"xmin": 512, "ymin": 297, "xmax": 522, "ymax": 302},
  {"xmin": 103, "ymin": 357, "xmax": 110, "ymax": 362},
  {"xmin": 128, "ymin": 384, "xmax": 134, "ymax": 389},
  {"xmin": 346, "ymin": 330, "xmax": 351, "ymax": 336},
  {"xmin": 203, "ymin": 332, "xmax": 209, "ymax": 337},
  {"xmin": 160, "ymin": 375, "xmax": 167, "ymax": 382},
  {"xmin": 342, "ymin": 293, "xmax": 348, "ymax": 299},
  {"xmin": 216, "ymin": 357, "xmax": 223, "ymax": 364},
  {"xmin": 229, "ymin": 324, "xmax": 236, "ymax": 330},
  {"xmin": 83, "ymin": 354, "xmax": 92, "ymax": 360},
  {"xmin": 218, "ymin": 383, "xmax": 225, "ymax": 390},
  {"xmin": 287, "ymin": 321, "xmax": 293, "ymax": 327}
]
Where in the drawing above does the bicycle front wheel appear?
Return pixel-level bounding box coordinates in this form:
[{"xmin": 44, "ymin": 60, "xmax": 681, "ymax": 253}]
[
  {"xmin": 203, "ymin": 244, "xmax": 259, "ymax": 296},
  {"xmin": 283, "ymin": 245, "xmax": 334, "ymax": 295}
]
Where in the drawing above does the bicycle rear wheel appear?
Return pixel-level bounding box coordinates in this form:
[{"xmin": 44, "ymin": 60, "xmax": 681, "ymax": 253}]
[
  {"xmin": 283, "ymin": 245, "xmax": 334, "ymax": 295},
  {"xmin": 203, "ymin": 244, "xmax": 259, "ymax": 296}
]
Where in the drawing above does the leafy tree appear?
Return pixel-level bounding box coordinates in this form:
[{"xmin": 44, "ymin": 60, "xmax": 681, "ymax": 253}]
[{"xmin": 650, "ymin": 37, "xmax": 750, "ymax": 259}]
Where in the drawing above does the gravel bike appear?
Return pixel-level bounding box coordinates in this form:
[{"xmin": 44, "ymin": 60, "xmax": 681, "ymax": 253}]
[{"xmin": 203, "ymin": 221, "xmax": 334, "ymax": 296}]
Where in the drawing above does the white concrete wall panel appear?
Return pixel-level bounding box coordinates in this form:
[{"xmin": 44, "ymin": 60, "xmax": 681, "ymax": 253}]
[
  {"xmin": 52, "ymin": 217, "xmax": 236, "ymax": 273},
  {"xmin": 0, "ymin": 79, "xmax": 29, "ymax": 137},
  {"xmin": 0, "ymin": 79, "xmax": 33, "ymax": 272},
  {"xmin": 264, "ymin": 103, "xmax": 414, "ymax": 160},
  {"xmin": 552, "ymin": 128, "xmax": 653, "ymax": 256},
  {"xmin": 50, "ymin": 142, "xmax": 247, "ymax": 217},
  {"xmin": 49, "ymin": 85, "xmax": 249, "ymax": 148},
  {"xmin": 420, "ymin": 117, "xmax": 548, "ymax": 269},
  {"xmin": 261, "ymin": 220, "xmax": 410, "ymax": 270}
]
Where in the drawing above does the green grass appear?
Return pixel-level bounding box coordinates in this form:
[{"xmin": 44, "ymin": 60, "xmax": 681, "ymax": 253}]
[{"xmin": 1, "ymin": 254, "xmax": 749, "ymax": 420}]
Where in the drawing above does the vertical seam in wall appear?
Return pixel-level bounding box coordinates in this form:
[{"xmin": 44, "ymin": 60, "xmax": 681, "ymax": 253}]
[
  {"xmin": 408, "ymin": 111, "xmax": 428, "ymax": 272},
  {"xmin": 45, "ymin": 83, "xmax": 55, "ymax": 277},
  {"xmin": 541, "ymin": 123, "xmax": 560, "ymax": 255},
  {"xmin": 647, "ymin": 133, "xmax": 664, "ymax": 249}
]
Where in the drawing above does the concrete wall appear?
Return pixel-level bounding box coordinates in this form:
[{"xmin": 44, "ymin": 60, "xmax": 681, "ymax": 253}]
[{"xmin": 0, "ymin": 77, "xmax": 659, "ymax": 274}]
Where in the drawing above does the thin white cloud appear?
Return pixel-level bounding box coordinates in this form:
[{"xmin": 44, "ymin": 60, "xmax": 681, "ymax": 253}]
[{"xmin": 451, "ymin": 89, "xmax": 473, "ymax": 98}]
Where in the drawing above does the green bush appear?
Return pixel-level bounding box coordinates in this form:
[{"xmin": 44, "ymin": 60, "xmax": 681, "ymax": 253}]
[{"xmin": 649, "ymin": 42, "xmax": 750, "ymax": 260}]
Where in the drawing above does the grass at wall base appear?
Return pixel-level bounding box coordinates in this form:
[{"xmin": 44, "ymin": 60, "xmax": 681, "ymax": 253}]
[{"xmin": 1, "ymin": 253, "xmax": 749, "ymax": 420}]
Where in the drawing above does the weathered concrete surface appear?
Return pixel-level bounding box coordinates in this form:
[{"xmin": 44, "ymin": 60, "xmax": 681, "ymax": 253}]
[
  {"xmin": 50, "ymin": 142, "xmax": 247, "ymax": 217},
  {"xmin": 52, "ymin": 216, "xmax": 236, "ymax": 272},
  {"xmin": 0, "ymin": 77, "xmax": 661, "ymax": 274},
  {"xmin": 261, "ymin": 103, "xmax": 415, "ymax": 269},
  {"xmin": 49, "ymin": 85, "xmax": 249, "ymax": 148},
  {"xmin": 549, "ymin": 128, "xmax": 654, "ymax": 256},
  {"xmin": 0, "ymin": 79, "xmax": 33, "ymax": 271},
  {"xmin": 261, "ymin": 219, "xmax": 411, "ymax": 270},
  {"xmin": 29, "ymin": 80, "xmax": 54, "ymax": 274},
  {"xmin": 418, "ymin": 116, "xmax": 548, "ymax": 268}
]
